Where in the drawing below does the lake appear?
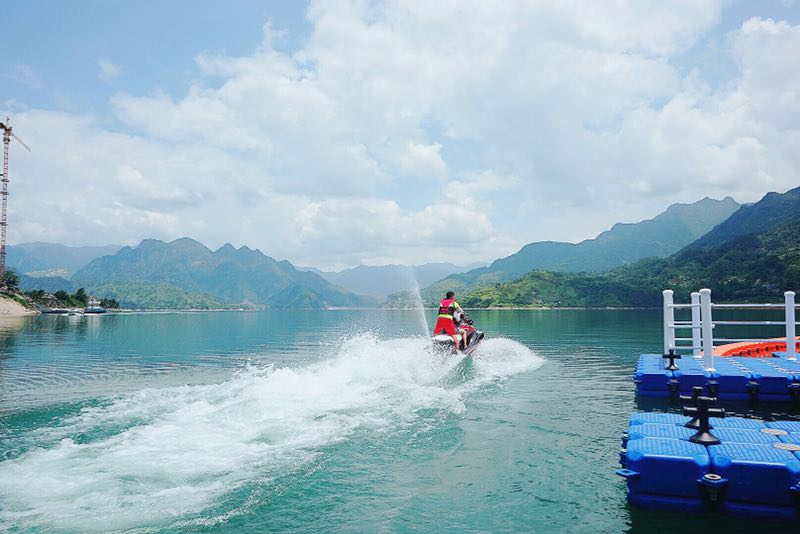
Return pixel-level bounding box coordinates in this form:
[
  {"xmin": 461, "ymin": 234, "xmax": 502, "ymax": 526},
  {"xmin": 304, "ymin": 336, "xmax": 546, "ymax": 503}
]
[{"xmin": 0, "ymin": 310, "xmax": 798, "ymax": 533}]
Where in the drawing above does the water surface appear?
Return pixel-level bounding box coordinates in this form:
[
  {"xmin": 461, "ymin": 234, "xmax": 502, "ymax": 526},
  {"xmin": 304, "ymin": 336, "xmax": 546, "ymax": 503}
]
[{"xmin": 0, "ymin": 310, "xmax": 797, "ymax": 532}]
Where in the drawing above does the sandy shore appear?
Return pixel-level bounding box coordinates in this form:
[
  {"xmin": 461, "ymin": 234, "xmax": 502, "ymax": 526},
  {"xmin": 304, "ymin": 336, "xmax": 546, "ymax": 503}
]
[{"xmin": 0, "ymin": 295, "xmax": 38, "ymax": 316}]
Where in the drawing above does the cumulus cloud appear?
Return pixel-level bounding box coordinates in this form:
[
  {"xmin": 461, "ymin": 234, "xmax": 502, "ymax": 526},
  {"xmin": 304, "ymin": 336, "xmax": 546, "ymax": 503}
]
[{"xmin": 4, "ymin": 1, "xmax": 800, "ymax": 269}]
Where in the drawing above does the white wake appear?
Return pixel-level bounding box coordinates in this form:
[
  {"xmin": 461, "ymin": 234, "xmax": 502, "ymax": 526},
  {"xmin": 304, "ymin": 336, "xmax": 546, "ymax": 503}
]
[{"xmin": 0, "ymin": 334, "xmax": 542, "ymax": 532}]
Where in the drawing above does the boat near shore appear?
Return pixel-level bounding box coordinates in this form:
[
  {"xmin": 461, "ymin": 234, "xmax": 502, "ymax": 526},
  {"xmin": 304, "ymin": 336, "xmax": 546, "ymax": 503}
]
[{"xmin": 84, "ymin": 298, "xmax": 107, "ymax": 314}]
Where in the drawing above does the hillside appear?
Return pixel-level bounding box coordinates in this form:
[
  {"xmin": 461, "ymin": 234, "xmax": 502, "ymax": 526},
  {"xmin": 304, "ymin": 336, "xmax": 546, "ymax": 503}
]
[
  {"xmin": 684, "ymin": 187, "xmax": 800, "ymax": 250},
  {"xmin": 72, "ymin": 238, "xmax": 375, "ymax": 309},
  {"xmin": 0, "ymin": 294, "xmax": 38, "ymax": 316},
  {"xmin": 459, "ymin": 187, "xmax": 800, "ymax": 308},
  {"xmin": 87, "ymin": 282, "xmax": 237, "ymax": 309},
  {"xmin": 424, "ymin": 197, "xmax": 739, "ymax": 299},
  {"xmin": 17, "ymin": 273, "xmax": 74, "ymax": 293}
]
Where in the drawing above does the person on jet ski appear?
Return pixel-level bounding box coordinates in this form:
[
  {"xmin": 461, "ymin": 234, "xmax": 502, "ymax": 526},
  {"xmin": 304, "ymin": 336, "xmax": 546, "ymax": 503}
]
[
  {"xmin": 457, "ymin": 313, "xmax": 476, "ymax": 348},
  {"xmin": 433, "ymin": 291, "xmax": 462, "ymax": 348}
]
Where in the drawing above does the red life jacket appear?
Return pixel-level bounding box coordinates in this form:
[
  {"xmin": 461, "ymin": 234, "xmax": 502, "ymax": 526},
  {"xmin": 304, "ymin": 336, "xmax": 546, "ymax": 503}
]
[{"xmin": 438, "ymin": 298, "xmax": 458, "ymax": 319}]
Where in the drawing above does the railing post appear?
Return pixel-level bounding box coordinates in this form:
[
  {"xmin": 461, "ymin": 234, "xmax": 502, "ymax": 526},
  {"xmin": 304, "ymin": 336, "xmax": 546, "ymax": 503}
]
[
  {"xmin": 785, "ymin": 291, "xmax": 796, "ymax": 360},
  {"xmin": 663, "ymin": 289, "xmax": 675, "ymax": 355},
  {"xmin": 700, "ymin": 288, "xmax": 715, "ymax": 371},
  {"xmin": 691, "ymin": 291, "xmax": 701, "ymax": 356}
]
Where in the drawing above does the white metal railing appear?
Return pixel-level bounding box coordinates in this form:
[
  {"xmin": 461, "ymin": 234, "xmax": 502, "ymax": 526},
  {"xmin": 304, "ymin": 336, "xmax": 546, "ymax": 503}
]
[{"xmin": 662, "ymin": 288, "xmax": 799, "ymax": 371}]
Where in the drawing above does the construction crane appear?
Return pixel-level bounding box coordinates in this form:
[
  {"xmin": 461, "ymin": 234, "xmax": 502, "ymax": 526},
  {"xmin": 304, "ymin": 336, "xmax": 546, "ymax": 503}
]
[{"xmin": 0, "ymin": 117, "xmax": 31, "ymax": 286}]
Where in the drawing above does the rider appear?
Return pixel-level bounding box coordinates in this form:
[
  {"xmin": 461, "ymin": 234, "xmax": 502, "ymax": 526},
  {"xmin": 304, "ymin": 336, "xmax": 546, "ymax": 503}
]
[
  {"xmin": 457, "ymin": 313, "xmax": 475, "ymax": 348},
  {"xmin": 433, "ymin": 291, "xmax": 462, "ymax": 348}
]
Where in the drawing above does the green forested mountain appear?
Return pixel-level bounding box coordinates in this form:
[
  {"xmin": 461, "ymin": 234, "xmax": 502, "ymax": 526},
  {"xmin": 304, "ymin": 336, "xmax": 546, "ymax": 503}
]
[
  {"xmin": 424, "ymin": 197, "xmax": 739, "ymax": 298},
  {"xmin": 72, "ymin": 238, "xmax": 375, "ymax": 309},
  {"xmin": 18, "ymin": 273, "xmax": 74, "ymax": 293},
  {"xmin": 684, "ymin": 187, "xmax": 800, "ymax": 250},
  {"xmin": 459, "ymin": 187, "xmax": 800, "ymax": 308},
  {"xmin": 86, "ymin": 282, "xmax": 235, "ymax": 309}
]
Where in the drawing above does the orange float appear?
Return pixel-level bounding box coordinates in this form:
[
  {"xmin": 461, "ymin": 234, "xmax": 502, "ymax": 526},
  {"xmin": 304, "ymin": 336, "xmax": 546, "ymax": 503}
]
[{"xmin": 712, "ymin": 337, "xmax": 800, "ymax": 357}]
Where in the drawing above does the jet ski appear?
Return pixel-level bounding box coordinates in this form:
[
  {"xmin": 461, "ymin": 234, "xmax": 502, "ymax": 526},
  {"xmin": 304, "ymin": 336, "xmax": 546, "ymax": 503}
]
[{"xmin": 430, "ymin": 313, "xmax": 485, "ymax": 356}]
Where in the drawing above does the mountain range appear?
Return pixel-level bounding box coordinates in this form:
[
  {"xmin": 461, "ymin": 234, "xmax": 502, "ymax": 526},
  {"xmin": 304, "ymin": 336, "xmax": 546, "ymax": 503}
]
[
  {"xmin": 422, "ymin": 196, "xmax": 740, "ymax": 300},
  {"xmin": 12, "ymin": 190, "xmax": 790, "ymax": 310},
  {"xmin": 71, "ymin": 238, "xmax": 375, "ymax": 309},
  {"xmin": 460, "ymin": 186, "xmax": 800, "ymax": 307}
]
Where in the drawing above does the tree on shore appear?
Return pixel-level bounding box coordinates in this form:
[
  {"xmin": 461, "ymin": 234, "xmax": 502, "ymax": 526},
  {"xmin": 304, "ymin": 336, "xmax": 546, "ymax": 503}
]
[
  {"xmin": 74, "ymin": 288, "xmax": 88, "ymax": 306},
  {"xmin": 1, "ymin": 270, "xmax": 19, "ymax": 290}
]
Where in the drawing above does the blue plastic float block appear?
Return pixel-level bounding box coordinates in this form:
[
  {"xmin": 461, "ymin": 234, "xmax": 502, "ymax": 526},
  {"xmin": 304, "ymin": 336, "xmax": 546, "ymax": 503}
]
[
  {"xmin": 636, "ymin": 354, "xmax": 665, "ymax": 367},
  {"xmin": 709, "ymin": 417, "xmax": 766, "ymax": 430},
  {"xmin": 635, "ymin": 354, "xmax": 673, "ymax": 396},
  {"xmin": 626, "ymin": 423, "xmax": 696, "ymax": 444},
  {"xmin": 628, "ymin": 413, "xmax": 767, "ymax": 431},
  {"xmin": 629, "ymin": 412, "xmax": 689, "ymax": 426},
  {"xmin": 709, "ymin": 442, "xmax": 800, "ymax": 506},
  {"xmin": 746, "ymin": 360, "xmax": 795, "ymax": 398},
  {"xmin": 711, "ymin": 428, "xmax": 781, "ymax": 445},
  {"xmin": 672, "ymin": 368, "xmax": 713, "ymax": 394},
  {"xmin": 624, "ymin": 437, "xmax": 710, "ymax": 499},
  {"xmin": 758, "ymin": 354, "xmax": 800, "ymax": 368},
  {"xmin": 772, "ymin": 351, "xmax": 800, "ymax": 360},
  {"xmin": 778, "ymin": 433, "xmax": 800, "ymax": 447},
  {"xmin": 683, "ymin": 356, "xmax": 707, "ymax": 370},
  {"xmin": 636, "ymin": 354, "xmax": 675, "ymax": 371},
  {"xmin": 756, "ymin": 357, "xmax": 800, "ymax": 379},
  {"xmin": 635, "ymin": 373, "xmax": 672, "ymax": 397},
  {"xmin": 711, "ymin": 360, "xmax": 753, "ymax": 400},
  {"xmin": 768, "ymin": 421, "xmax": 800, "ymax": 433},
  {"xmin": 770, "ymin": 356, "xmax": 800, "ymax": 379},
  {"xmin": 625, "ymin": 423, "xmax": 778, "ymax": 446}
]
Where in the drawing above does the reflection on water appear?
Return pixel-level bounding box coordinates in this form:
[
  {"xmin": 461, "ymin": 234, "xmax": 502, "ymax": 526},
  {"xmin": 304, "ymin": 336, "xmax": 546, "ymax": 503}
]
[{"xmin": 0, "ymin": 315, "xmax": 30, "ymax": 359}]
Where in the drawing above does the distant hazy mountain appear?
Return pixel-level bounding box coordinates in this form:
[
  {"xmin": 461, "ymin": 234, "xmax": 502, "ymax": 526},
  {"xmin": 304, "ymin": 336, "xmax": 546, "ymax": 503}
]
[
  {"xmin": 71, "ymin": 237, "xmax": 375, "ymax": 309},
  {"xmin": 7, "ymin": 242, "xmax": 121, "ymax": 277},
  {"xmin": 312, "ymin": 262, "xmax": 486, "ymax": 298},
  {"xmin": 424, "ymin": 197, "xmax": 740, "ymax": 298}
]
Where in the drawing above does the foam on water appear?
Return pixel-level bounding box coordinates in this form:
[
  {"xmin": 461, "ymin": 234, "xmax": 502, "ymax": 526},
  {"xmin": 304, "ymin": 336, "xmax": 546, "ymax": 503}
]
[{"xmin": 0, "ymin": 334, "xmax": 542, "ymax": 532}]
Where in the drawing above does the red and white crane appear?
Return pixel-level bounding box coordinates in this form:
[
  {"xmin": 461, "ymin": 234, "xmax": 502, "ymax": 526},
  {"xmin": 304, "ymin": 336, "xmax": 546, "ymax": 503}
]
[{"xmin": 0, "ymin": 117, "xmax": 31, "ymax": 285}]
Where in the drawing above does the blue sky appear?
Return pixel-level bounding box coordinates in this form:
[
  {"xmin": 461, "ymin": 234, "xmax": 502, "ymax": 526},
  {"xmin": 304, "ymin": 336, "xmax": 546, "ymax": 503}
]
[
  {"xmin": 5, "ymin": 1, "xmax": 309, "ymax": 120},
  {"xmin": 3, "ymin": 1, "xmax": 800, "ymax": 269}
]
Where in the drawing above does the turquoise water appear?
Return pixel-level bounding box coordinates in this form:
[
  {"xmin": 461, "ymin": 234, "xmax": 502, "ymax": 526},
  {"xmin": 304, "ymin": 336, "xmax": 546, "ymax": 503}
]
[{"xmin": 0, "ymin": 310, "xmax": 798, "ymax": 533}]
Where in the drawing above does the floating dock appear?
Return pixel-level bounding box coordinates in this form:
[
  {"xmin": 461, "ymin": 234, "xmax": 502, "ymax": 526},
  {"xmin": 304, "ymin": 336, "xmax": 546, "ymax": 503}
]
[
  {"xmin": 635, "ymin": 353, "xmax": 800, "ymax": 401},
  {"xmin": 618, "ymin": 288, "xmax": 800, "ymax": 520},
  {"xmin": 618, "ymin": 411, "xmax": 800, "ymax": 520}
]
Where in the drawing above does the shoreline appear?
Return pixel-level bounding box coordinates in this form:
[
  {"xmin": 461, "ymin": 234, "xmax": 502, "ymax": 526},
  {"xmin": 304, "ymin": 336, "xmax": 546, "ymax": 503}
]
[
  {"xmin": 90, "ymin": 306, "xmax": 661, "ymax": 312},
  {"xmin": 0, "ymin": 295, "xmax": 39, "ymax": 317}
]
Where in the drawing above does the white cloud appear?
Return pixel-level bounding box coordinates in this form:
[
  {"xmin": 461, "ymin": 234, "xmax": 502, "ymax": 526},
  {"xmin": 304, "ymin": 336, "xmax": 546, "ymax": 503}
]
[{"xmin": 5, "ymin": 2, "xmax": 800, "ymax": 269}]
